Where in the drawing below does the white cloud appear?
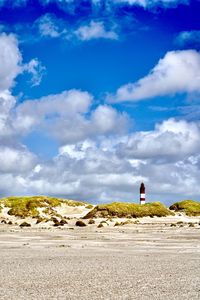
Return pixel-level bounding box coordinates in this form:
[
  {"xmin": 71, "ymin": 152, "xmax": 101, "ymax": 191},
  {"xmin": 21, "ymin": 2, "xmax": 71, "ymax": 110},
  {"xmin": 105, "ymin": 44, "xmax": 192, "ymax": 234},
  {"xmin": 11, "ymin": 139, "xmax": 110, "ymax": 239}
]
[
  {"xmin": 91, "ymin": 105, "xmax": 128, "ymax": 134},
  {"xmin": 35, "ymin": 15, "xmax": 117, "ymax": 42},
  {"xmin": 37, "ymin": 14, "xmax": 61, "ymax": 38},
  {"xmin": 0, "ymin": 32, "xmax": 45, "ymax": 90},
  {"xmin": 117, "ymin": 118, "xmax": 200, "ymax": 160},
  {"xmin": 15, "ymin": 90, "xmax": 129, "ymax": 144},
  {"xmin": 0, "ymin": 90, "xmax": 16, "ymax": 120},
  {"xmin": 23, "ymin": 58, "xmax": 46, "ymax": 86},
  {"xmin": 0, "ymin": 90, "xmax": 17, "ymax": 142},
  {"xmin": 0, "ymin": 32, "xmax": 45, "ymax": 142},
  {"xmin": 36, "ymin": 13, "xmax": 67, "ymax": 39},
  {"xmin": 0, "ymin": 146, "xmax": 36, "ymax": 173},
  {"xmin": 75, "ymin": 21, "xmax": 118, "ymax": 41},
  {"xmin": 1, "ymin": 30, "xmax": 200, "ymax": 203},
  {"xmin": 44, "ymin": 118, "xmax": 199, "ymax": 202},
  {"xmin": 1, "ymin": 96, "xmax": 200, "ymax": 203},
  {"xmin": 15, "ymin": 89, "xmax": 92, "ymax": 134},
  {"xmin": 109, "ymin": 50, "xmax": 200, "ymax": 102},
  {"xmin": 9, "ymin": 121, "xmax": 199, "ymax": 203},
  {"xmin": 0, "ymin": 33, "xmax": 22, "ymax": 91}
]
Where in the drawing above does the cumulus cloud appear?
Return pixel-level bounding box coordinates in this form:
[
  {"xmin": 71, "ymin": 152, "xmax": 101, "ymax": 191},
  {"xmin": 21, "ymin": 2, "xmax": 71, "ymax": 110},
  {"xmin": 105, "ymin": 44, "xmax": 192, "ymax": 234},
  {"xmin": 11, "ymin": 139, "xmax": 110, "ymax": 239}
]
[
  {"xmin": 51, "ymin": 118, "xmax": 200, "ymax": 202},
  {"xmin": 15, "ymin": 90, "xmax": 129, "ymax": 144},
  {"xmin": 5, "ymin": 118, "xmax": 200, "ymax": 204},
  {"xmin": 0, "ymin": 146, "xmax": 36, "ymax": 174},
  {"xmin": 1, "ymin": 29, "xmax": 200, "ymax": 203},
  {"xmin": 0, "ymin": 90, "xmax": 16, "ymax": 120},
  {"xmin": 0, "ymin": 33, "xmax": 22, "ymax": 91},
  {"xmin": 117, "ymin": 118, "xmax": 200, "ymax": 161},
  {"xmin": 0, "ymin": 32, "xmax": 42, "ymax": 185},
  {"xmin": 109, "ymin": 50, "xmax": 200, "ymax": 102},
  {"xmin": 0, "ymin": 32, "xmax": 45, "ymax": 89},
  {"xmin": 22, "ymin": 139, "xmax": 144, "ymax": 202},
  {"xmin": 0, "ymin": 32, "xmax": 45, "ymax": 142},
  {"xmin": 1, "ymin": 92, "xmax": 200, "ymax": 202},
  {"xmin": 75, "ymin": 21, "xmax": 118, "ymax": 41},
  {"xmin": 0, "ymin": 90, "xmax": 17, "ymax": 142}
]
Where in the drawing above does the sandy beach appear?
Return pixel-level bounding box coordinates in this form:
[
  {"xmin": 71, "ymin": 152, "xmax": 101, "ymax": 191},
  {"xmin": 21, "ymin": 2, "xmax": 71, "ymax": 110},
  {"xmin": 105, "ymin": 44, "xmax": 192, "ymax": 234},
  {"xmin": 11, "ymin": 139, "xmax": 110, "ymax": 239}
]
[{"xmin": 0, "ymin": 218, "xmax": 200, "ymax": 300}]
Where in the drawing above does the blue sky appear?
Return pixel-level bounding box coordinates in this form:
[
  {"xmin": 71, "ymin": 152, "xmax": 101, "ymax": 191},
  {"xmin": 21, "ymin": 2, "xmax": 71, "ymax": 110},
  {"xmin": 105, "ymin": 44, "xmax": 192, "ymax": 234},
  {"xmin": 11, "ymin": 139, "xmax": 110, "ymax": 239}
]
[{"xmin": 0, "ymin": 0, "xmax": 200, "ymax": 204}]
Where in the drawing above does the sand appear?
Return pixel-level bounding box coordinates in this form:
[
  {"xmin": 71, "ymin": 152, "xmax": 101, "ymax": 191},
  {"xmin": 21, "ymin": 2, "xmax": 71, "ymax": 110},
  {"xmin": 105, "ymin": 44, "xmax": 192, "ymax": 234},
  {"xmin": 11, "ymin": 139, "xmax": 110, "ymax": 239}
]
[{"xmin": 0, "ymin": 218, "xmax": 200, "ymax": 300}]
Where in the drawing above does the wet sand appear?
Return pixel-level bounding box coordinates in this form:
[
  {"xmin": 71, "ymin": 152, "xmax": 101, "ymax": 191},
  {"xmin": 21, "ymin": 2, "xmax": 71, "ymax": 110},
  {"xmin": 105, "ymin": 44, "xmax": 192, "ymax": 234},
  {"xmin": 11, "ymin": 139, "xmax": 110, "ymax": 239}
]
[{"xmin": 0, "ymin": 223, "xmax": 200, "ymax": 300}]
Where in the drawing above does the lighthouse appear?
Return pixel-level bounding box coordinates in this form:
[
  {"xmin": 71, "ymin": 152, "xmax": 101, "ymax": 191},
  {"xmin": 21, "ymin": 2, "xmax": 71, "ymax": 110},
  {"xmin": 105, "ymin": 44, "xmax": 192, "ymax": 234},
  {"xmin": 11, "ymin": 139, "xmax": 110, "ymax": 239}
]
[{"xmin": 140, "ymin": 182, "xmax": 146, "ymax": 204}]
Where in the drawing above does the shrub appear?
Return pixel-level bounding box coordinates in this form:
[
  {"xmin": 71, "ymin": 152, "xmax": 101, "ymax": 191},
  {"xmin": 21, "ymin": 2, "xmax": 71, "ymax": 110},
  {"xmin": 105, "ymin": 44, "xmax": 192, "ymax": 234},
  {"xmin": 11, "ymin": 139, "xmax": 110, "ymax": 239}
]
[
  {"xmin": 76, "ymin": 220, "xmax": 87, "ymax": 227},
  {"xmin": 59, "ymin": 219, "xmax": 68, "ymax": 226},
  {"xmin": 169, "ymin": 200, "xmax": 200, "ymax": 216},
  {"xmin": 88, "ymin": 219, "xmax": 95, "ymax": 224},
  {"xmin": 86, "ymin": 204, "xmax": 93, "ymax": 209},
  {"xmin": 114, "ymin": 222, "xmax": 121, "ymax": 226},
  {"xmin": 20, "ymin": 222, "xmax": 31, "ymax": 227},
  {"xmin": 97, "ymin": 223, "xmax": 104, "ymax": 228},
  {"xmin": 0, "ymin": 196, "xmax": 91, "ymax": 219},
  {"xmin": 53, "ymin": 221, "xmax": 60, "ymax": 227},
  {"xmin": 84, "ymin": 202, "xmax": 173, "ymax": 219}
]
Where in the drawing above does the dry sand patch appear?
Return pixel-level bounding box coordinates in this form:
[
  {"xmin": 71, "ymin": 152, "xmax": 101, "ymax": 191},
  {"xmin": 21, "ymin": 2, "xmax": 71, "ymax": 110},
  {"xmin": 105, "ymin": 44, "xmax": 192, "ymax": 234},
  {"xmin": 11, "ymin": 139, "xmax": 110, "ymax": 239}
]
[{"xmin": 0, "ymin": 223, "xmax": 200, "ymax": 299}]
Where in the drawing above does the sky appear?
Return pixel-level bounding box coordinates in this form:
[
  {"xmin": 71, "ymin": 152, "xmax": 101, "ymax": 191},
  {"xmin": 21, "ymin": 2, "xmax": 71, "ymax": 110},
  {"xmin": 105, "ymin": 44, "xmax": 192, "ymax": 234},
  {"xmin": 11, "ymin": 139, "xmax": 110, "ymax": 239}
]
[{"xmin": 0, "ymin": 0, "xmax": 200, "ymax": 205}]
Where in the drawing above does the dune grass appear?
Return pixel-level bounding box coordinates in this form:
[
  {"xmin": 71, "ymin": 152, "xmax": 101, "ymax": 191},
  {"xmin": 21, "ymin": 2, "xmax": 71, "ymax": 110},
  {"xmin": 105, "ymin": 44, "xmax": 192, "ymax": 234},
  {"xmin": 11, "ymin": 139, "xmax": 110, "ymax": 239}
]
[
  {"xmin": 169, "ymin": 200, "xmax": 200, "ymax": 216},
  {"xmin": 84, "ymin": 202, "xmax": 173, "ymax": 219},
  {"xmin": 0, "ymin": 196, "xmax": 89, "ymax": 218}
]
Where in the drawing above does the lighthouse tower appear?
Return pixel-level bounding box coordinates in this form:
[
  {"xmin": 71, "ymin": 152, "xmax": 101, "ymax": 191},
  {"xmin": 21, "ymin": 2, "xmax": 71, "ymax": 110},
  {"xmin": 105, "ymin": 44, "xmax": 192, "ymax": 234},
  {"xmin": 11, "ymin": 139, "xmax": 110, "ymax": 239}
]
[{"xmin": 140, "ymin": 183, "xmax": 146, "ymax": 205}]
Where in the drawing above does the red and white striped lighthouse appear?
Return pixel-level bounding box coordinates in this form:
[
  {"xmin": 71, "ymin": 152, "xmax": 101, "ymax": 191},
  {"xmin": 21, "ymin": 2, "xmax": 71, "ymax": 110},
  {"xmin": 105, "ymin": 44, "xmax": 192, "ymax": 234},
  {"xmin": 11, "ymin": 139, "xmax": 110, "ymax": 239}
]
[{"xmin": 140, "ymin": 182, "xmax": 145, "ymax": 205}]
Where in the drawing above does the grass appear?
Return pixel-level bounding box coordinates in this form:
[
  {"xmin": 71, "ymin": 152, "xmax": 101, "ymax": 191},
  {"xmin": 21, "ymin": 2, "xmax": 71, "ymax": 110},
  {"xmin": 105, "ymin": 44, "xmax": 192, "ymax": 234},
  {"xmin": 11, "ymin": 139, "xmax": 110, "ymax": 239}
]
[
  {"xmin": 169, "ymin": 200, "xmax": 200, "ymax": 216},
  {"xmin": 64, "ymin": 199, "xmax": 89, "ymax": 207},
  {"xmin": 84, "ymin": 202, "xmax": 173, "ymax": 219},
  {"xmin": 0, "ymin": 196, "xmax": 89, "ymax": 218}
]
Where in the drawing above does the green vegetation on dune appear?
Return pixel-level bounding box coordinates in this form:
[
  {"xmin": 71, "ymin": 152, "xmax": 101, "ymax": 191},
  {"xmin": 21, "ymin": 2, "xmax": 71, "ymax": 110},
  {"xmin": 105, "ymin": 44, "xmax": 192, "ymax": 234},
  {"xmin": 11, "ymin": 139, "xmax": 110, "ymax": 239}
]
[
  {"xmin": 1, "ymin": 196, "xmax": 63, "ymax": 218},
  {"xmin": 169, "ymin": 200, "xmax": 200, "ymax": 216},
  {"xmin": 84, "ymin": 202, "xmax": 173, "ymax": 219},
  {"xmin": 0, "ymin": 196, "xmax": 89, "ymax": 218},
  {"xmin": 64, "ymin": 199, "xmax": 88, "ymax": 207}
]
